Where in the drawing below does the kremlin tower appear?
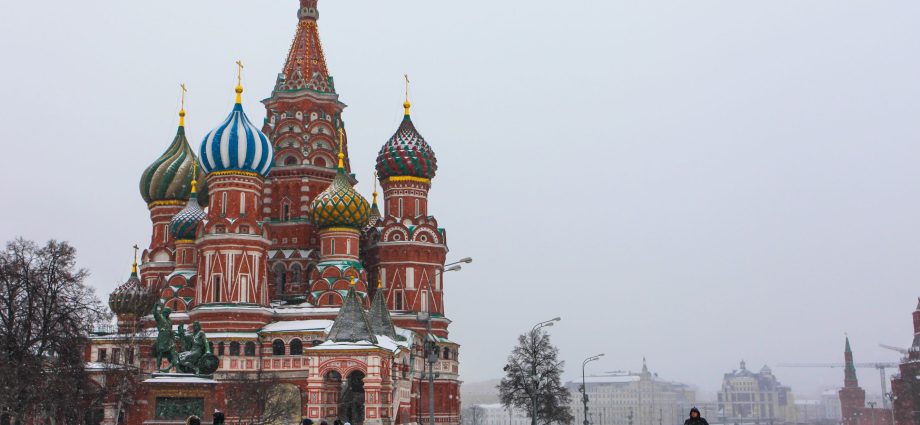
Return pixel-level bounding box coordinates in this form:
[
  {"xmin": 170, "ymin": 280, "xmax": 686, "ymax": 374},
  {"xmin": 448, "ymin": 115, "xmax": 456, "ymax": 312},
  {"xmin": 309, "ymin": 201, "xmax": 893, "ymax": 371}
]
[
  {"xmin": 890, "ymin": 300, "xmax": 920, "ymax": 425},
  {"xmin": 93, "ymin": 1, "xmax": 463, "ymax": 424}
]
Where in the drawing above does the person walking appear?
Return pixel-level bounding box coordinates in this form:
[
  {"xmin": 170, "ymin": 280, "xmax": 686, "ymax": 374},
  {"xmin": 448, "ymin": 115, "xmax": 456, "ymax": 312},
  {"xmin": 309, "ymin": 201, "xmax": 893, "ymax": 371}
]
[{"xmin": 684, "ymin": 408, "xmax": 709, "ymax": 425}]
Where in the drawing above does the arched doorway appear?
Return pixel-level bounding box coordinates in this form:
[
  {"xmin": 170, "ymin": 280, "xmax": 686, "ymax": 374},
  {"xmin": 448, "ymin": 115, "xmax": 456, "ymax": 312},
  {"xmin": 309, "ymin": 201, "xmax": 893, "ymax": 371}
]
[{"xmin": 339, "ymin": 371, "xmax": 366, "ymax": 425}]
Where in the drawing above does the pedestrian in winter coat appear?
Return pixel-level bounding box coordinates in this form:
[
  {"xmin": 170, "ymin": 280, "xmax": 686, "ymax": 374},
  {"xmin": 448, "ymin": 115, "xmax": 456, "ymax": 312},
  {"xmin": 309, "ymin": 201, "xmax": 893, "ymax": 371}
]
[{"xmin": 684, "ymin": 408, "xmax": 709, "ymax": 425}]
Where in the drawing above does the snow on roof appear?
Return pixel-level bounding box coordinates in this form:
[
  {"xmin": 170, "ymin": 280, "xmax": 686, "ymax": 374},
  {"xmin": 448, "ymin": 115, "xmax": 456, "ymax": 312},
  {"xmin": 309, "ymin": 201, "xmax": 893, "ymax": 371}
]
[
  {"xmin": 144, "ymin": 375, "xmax": 217, "ymax": 384},
  {"xmin": 261, "ymin": 320, "xmax": 334, "ymax": 333},
  {"xmin": 208, "ymin": 332, "xmax": 259, "ymax": 339},
  {"xmin": 271, "ymin": 303, "xmax": 341, "ymax": 315},
  {"xmin": 308, "ymin": 335, "xmax": 405, "ymax": 353},
  {"xmin": 583, "ymin": 375, "xmax": 642, "ymax": 384}
]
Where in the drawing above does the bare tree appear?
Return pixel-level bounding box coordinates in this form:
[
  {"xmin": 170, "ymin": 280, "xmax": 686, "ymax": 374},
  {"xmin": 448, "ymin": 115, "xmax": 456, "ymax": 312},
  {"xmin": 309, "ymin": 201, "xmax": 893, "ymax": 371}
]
[
  {"xmin": 0, "ymin": 238, "xmax": 108, "ymax": 424},
  {"xmin": 498, "ymin": 329, "xmax": 574, "ymax": 425},
  {"xmin": 101, "ymin": 315, "xmax": 150, "ymax": 425},
  {"xmin": 222, "ymin": 370, "xmax": 301, "ymax": 425},
  {"xmin": 462, "ymin": 404, "xmax": 486, "ymax": 425}
]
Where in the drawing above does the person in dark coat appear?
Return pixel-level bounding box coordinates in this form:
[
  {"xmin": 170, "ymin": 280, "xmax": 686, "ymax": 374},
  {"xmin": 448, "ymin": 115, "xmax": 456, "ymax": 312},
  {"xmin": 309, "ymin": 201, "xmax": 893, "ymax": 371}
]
[
  {"xmin": 302, "ymin": 420, "xmax": 314, "ymax": 425},
  {"xmin": 212, "ymin": 410, "xmax": 225, "ymax": 425},
  {"xmin": 684, "ymin": 408, "xmax": 709, "ymax": 425}
]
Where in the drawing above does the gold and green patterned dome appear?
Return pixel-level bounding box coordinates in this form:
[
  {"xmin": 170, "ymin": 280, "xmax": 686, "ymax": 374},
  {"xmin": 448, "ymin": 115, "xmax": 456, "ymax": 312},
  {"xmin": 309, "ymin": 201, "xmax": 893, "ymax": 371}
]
[
  {"xmin": 311, "ymin": 146, "xmax": 370, "ymax": 230},
  {"xmin": 139, "ymin": 112, "xmax": 208, "ymax": 205}
]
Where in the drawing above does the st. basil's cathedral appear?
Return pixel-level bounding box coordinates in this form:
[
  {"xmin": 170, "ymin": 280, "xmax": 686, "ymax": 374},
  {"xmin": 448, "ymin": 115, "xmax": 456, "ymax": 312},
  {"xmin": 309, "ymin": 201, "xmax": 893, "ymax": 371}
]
[{"xmin": 90, "ymin": 1, "xmax": 463, "ymax": 424}]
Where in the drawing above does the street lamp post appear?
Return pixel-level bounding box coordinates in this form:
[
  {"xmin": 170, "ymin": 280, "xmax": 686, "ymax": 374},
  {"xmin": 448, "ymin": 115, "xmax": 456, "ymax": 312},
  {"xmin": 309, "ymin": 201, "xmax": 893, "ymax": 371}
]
[
  {"xmin": 581, "ymin": 354, "xmax": 604, "ymax": 425},
  {"xmin": 529, "ymin": 317, "xmax": 561, "ymax": 425},
  {"xmin": 419, "ymin": 259, "xmax": 470, "ymax": 425}
]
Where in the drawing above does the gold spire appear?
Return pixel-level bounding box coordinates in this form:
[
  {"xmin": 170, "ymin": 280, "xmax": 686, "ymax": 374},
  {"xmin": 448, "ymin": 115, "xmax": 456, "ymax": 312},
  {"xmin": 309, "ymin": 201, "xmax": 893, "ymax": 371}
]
[
  {"xmin": 235, "ymin": 60, "xmax": 245, "ymax": 104},
  {"xmin": 372, "ymin": 171, "xmax": 378, "ymax": 205},
  {"xmin": 403, "ymin": 74, "xmax": 411, "ymax": 115},
  {"xmin": 337, "ymin": 128, "xmax": 345, "ymax": 169},
  {"xmin": 179, "ymin": 83, "xmax": 187, "ymax": 127},
  {"xmin": 131, "ymin": 244, "xmax": 139, "ymax": 274},
  {"xmin": 190, "ymin": 158, "xmax": 198, "ymax": 195}
]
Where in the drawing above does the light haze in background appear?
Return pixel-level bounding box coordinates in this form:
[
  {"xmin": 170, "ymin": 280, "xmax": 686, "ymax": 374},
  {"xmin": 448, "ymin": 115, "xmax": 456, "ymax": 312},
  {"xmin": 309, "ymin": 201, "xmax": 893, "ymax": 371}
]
[{"xmin": 2, "ymin": 0, "xmax": 920, "ymax": 397}]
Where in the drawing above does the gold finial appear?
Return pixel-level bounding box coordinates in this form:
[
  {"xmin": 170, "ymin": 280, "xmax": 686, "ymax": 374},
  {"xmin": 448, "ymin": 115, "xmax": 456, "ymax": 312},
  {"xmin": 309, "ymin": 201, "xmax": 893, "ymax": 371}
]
[
  {"xmin": 190, "ymin": 158, "xmax": 198, "ymax": 195},
  {"xmin": 350, "ymin": 276, "xmax": 357, "ymax": 287},
  {"xmin": 403, "ymin": 74, "xmax": 411, "ymax": 115},
  {"xmin": 179, "ymin": 83, "xmax": 188, "ymax": 127},
  {"xmin": 235, "ymin": 60, "xmax": 245, "ymax": 104},
  {"xmin": 131, "ymin": 244, "xmax": 139, "ymax": 274},
  {"xmin": 337, "ymin": 128, "xmax": 345, "ymax": 169},
  {"xmin": 372, "ymin": 171, "xmax": 379, "ymax": 205},
  {"xmin": 377, "ymin": 274, "xmax": 382, "ymax": 289}
]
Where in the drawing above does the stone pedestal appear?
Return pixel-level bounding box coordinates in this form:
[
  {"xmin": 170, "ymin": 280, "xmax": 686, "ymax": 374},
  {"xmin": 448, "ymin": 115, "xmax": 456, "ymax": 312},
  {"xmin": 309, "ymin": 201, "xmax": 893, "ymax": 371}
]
[{"xmin": 143, "ymin": 373, "xmax": 220, "ymax": 425}]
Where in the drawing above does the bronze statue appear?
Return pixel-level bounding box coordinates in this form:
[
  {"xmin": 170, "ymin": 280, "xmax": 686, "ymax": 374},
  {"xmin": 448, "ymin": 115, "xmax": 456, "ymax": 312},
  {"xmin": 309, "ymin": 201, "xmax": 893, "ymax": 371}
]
[
  {"xmin": 177, "ymin": 321, "xmax": 218, "ymax": 375},
  {"xmin": 152, "ymin": 302, "xmax": 178, "ymax": 372},
  {"xmin": 152, "ymin": 304, "xmax": 219, "ymax": 375}
]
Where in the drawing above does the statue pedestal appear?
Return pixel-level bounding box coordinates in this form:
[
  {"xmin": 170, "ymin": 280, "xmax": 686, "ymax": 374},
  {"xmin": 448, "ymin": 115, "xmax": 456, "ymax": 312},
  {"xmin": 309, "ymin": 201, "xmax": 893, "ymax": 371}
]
[{"xmin": 142, "ymin": 374, "xmax": 221, "ymax": 424}]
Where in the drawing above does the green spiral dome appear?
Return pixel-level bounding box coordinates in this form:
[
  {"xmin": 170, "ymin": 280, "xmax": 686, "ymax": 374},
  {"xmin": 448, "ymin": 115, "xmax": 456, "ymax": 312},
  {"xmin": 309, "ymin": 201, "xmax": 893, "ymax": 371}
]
[{"xmin": 139, "ymin": 126, "xmax": 208, "ymax": 205}]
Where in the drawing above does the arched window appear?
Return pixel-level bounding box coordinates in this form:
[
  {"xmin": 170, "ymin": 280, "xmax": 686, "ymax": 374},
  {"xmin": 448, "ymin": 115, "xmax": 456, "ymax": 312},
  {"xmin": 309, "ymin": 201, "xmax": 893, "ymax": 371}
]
[
  {"xmin": 291, "ymin": 264, "xmax": 302, "ymax": 283},
  {"xmin": 314, "ymin": 157, "xmax": 327, "ymax": 168},
  {"xmin": 245, "ymin": 341, "xmax": 256, "ymax": 356},
  {"xmin": 443, "ymin": 347, "xmax": 451, "ymax": 360},
  {"xmin": 273, "ymin": 263, "xmax": 286, "ymax": 295},
  {"xmin": 229, "ymin": 342, "xmax": 241, "ymax": 356},
  {"xmin": 285, "ymin": 156, "xmax": 298, "ymax": 166},
  {"xmin": 272, "ymin": 339, "xmax": 286, "ymax": 356},
  {"xmin": 282, "ymin": 202, "xmax": 291, "ymax": 221},
  {"xmin": 290, "ymin": 339, "xmax": 303, "ymax": 355},
  {"xmin": 218, "ymin": 342, "xmax": 225, "ymax": 356}
]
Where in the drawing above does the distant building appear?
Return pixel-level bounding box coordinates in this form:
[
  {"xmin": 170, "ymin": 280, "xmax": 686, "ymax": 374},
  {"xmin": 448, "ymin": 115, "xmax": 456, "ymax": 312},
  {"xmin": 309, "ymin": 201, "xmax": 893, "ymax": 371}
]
[
  {"xmin": 890, "ymin": 299, "xmax": 920, "ymax": 425},
  {"xmin": 717, "ymin": 361, "xmax": 797, "ymax": 424},
  {"xmin": 838, "ymin": 337, "xmax": 892, "ymax": 425},
  {"xmin": 820, "ymin": 390, "xmax": 842, "ymax": 422},
  {"xmin": 567, "ymin": 359, "xmax": 697, "ymax": 425},
  {"xmin": 464, "ymin": 404, "xmax": 528, "ymax": 425}
]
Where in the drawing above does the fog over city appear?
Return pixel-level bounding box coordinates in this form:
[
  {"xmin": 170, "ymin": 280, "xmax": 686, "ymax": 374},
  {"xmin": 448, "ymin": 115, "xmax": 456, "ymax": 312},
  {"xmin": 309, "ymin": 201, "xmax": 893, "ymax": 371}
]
[{"xmin": 3, "ymin": 0, "xmax": 920, "ymax": 399}]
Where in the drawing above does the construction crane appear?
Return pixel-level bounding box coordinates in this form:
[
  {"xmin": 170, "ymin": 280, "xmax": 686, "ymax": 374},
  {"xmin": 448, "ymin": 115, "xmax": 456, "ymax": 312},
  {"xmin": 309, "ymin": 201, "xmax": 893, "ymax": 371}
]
[
  {"xmin": 777, "ymin": 363, "xmax": 898, "ymax": 409},
  {"xmin": 879, "ymin": 344, "xmax": 909, "ymax": 356}
]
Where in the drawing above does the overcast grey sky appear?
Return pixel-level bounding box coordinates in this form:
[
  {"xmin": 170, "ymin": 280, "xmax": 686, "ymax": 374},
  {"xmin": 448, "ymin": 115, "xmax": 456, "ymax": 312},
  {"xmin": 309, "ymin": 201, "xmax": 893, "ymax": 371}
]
[{"xmin": 2, "ymin": 0, "xmax": 920, "ymax": 397}]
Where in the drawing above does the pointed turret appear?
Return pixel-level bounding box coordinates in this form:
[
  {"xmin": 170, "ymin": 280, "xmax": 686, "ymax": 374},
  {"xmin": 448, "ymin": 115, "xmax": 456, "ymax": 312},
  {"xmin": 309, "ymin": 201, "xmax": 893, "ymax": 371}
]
[
  {"xmin": 275, "ymin": 0, "xmax": 334, "ymax": 93},
  {"xmin": 368, "ymin": 279, "xmax": 398, "ymax": 340},
  {"xmin": 327, "ymin": 281, "xmax": 377, "ymax": 343},
  {"xmin": 844, "ymin": 335, "xmax": 859, "ymax": 387}
]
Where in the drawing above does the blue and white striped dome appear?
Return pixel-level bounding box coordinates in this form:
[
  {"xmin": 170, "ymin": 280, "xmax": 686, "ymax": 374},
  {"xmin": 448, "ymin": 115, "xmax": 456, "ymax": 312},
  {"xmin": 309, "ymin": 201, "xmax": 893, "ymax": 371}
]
[{"xmin": 199, "ymin": 102, "xmax": 273, "ymax": 176}]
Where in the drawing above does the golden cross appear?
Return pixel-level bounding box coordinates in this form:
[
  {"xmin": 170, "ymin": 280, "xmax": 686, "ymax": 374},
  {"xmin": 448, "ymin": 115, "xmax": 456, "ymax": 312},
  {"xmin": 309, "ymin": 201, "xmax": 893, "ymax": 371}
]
[
  {"xmin": 235, "ymin": 60, "xmax": 244, "ymax": 87},
  {"xmin": 404, "ymin": 74, "xmax": 410, "ymax": 103},
  {"xmin": 132, "ymin": 244, "xmax": 139, "ymax": 263},
  {"xmin": 190, "ymin": 158, "xmax": 198, "ymax": 193},
  {"xmin": 179, "ymin": 83, "xmax": 187, "ymax": 110},
  {"xmin": 337, "ymin": 128, "xmax": 345, "ymax": 169}
]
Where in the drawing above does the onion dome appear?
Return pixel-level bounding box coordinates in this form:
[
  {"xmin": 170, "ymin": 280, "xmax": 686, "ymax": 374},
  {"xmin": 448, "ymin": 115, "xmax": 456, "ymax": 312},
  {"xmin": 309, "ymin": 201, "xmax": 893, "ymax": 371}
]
[
  {"xmin": 139, "ymin": 107, "xmax": 209, "ymax": 205},
  {"xmin": 311, "ymin": 131, "xmax": 371, "ymax": 229},
  {"xmin": 375, "ymin": 99, "xmax": 437, "ymax": 180},
  {"xmin": 108, "ymin": 251, "xmax": 157, "ymax": 317},
  {"xmin": 169, "ymin": 167, "xmax": 206, "ymax": 240},
  {"xmin": 199, "ymin": 71, "xmax": 273, "ymax": 177}
]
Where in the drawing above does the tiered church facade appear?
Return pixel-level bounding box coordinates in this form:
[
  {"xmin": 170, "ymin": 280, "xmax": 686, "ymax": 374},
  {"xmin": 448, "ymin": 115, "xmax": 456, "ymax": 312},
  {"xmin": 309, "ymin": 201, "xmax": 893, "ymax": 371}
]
[{"xmin": 92, "ymin": 1, "xmax": 462, "ymax": 424}]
